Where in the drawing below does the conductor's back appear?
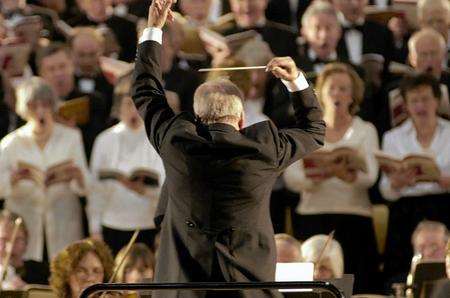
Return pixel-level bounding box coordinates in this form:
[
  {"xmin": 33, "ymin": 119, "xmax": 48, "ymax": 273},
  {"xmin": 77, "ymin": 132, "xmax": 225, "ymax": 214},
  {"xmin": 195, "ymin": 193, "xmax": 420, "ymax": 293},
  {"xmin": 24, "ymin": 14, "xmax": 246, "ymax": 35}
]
[{"xmin": 131, "ymin": 2, "xmax": 326, "ymax": 297}]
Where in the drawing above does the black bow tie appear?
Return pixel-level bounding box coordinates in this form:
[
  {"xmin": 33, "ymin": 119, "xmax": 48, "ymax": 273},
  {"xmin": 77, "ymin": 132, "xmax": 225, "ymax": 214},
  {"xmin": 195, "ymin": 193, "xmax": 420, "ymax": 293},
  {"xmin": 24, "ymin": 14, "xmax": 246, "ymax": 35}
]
[
  {"xmin": 312, "ymin": 57, "xmax": 333, "ymax": 65},
  {"xmin": 343, "ymin": 24, "xmax": 364, "ymax": 33}
]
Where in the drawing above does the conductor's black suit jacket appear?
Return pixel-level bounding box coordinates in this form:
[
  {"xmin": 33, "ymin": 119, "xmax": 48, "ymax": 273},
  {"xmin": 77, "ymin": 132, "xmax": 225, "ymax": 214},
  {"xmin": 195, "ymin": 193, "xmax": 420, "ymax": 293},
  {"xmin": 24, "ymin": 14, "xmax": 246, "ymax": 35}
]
[{"xmin": 132, "ymin": 39, "xmax": 325, "ymax": 298}]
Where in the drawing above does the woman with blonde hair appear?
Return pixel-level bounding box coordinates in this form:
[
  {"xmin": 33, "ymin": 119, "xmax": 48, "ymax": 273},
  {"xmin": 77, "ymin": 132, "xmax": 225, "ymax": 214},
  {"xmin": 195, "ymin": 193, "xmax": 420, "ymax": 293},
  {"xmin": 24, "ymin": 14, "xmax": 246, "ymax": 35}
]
[
  {"xmin": 283, "ymin": 63, "xmax": 380, "ymax": 293},
  {"xmin": 301, "ymin": 234, "xmax": 344, "ymax": 280},
  {"xmin": 50, "ymin": 238, "xmax": 114, "ymax": 298}
]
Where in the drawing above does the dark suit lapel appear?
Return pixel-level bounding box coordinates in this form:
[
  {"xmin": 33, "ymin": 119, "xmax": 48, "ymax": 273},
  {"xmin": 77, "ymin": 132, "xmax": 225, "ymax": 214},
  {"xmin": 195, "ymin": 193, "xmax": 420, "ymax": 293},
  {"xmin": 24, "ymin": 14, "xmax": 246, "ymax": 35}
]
[
  {"xmin": 337, "ymin": 37, "xmax": 350, "ymax": 61},
  {"xmin": 295, "ymin": 44, "xmax": 315, "ymax": 73}
]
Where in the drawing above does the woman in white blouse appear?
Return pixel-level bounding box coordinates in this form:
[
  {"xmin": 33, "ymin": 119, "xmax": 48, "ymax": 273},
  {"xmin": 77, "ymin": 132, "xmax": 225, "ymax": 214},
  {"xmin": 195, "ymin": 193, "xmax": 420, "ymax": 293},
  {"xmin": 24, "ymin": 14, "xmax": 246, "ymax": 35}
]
[
  {"xmin": 283, "ymin": 63, "xmax": 379, "ymax": 293},
  {"xmin": 380, "ymin": 74, "xmax": 450, "ymax": 285},
  {"xmin": 0, "ymin": 77, "xmax": 89, "ymax": 261},
  {"xmin": 89, "ymin": 75, "xmax": 165, "ymax": 255}
]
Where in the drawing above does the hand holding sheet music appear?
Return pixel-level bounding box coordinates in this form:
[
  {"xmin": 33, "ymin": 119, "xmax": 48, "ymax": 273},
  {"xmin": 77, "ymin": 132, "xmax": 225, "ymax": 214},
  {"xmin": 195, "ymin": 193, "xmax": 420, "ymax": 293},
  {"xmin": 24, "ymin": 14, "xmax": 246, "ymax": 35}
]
[
  {"xmin": 376, "ymin": 152, "xmax": 441, "ymax": 187},
  {"xmin": 303, "ymin": 147, "xmax": 367, "ymax": 183},
  {"xmin": 12, "ymin": 160, "xmax": 83, "ymax": 188},
  {"xmin": 99, "ymin": 168, "xmax": 160, "ymax": 196}
]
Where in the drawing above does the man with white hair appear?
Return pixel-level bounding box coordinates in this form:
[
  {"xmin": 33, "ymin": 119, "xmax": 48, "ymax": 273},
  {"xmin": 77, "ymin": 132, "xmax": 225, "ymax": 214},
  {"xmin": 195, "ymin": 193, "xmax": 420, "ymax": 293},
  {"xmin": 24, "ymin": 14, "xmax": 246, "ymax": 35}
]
[
  {"xmin": 132, "ymin": 1, "xmax": 325, "ymax": 297},
  {"xmin": 417, "ymin": 0, "xmax": 450, "ymax": 57},
  {"xmin": 295, "ymin": 1, "xmax": 347, "ymax": 77},
  {"xmin": 382, "ymin": 28, "xmax": 450, "ymax": 130},
  {"xmin": 301, "ymin": 234, "xmax": 344, "ymax": 280},
  {"xmin": 275, "ymin": 233, "xmax": 302, "ymax": 263},
  {"xmin": 332, "ymin": 0, "xmax": 394, "ymax": 67},
  {"xmin": 412, "ymin": 220, "xmax": 449, "ymax": 261}
]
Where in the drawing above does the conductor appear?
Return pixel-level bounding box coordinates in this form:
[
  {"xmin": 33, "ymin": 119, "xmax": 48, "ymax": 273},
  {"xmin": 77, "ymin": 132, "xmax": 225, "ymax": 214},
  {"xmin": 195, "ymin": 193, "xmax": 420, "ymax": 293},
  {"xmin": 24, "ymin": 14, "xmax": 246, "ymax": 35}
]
[{"xmin": 132, "ymin": 1, "xmax": 326, "ymax": 297}]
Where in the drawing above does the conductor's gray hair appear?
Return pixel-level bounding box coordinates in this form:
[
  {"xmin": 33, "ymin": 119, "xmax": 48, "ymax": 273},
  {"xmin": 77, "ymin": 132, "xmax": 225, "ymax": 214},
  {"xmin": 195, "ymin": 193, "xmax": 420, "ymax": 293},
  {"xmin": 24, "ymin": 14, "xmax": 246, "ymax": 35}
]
[
  {"xmin": 301, "ymin": 0, "xmax": 338, "ymax": 28},
  {"xmin": 301, "ymin": 234, "xmax": 344, "ymax": 278},
  {"xmin": 193, "ymin": 77, "xmax": 244, "ymax": 124},
  {"xmin": 411, "ymin": 220, "xmax": 449, "ymax": 246},
  {"xmin": 15, "ymin": 76, "xmax": 60, "ymax": 120}
]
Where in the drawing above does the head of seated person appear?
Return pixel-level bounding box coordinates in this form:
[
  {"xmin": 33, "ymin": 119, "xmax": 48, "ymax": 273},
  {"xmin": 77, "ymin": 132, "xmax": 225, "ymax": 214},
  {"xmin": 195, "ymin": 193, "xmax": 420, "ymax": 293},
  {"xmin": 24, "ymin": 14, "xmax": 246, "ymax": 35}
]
[
  {"xmin": 301, "ymin": 234, "xmax": 344, "ymax": 280},
  {"xmin": 194, "ymin": 75, "xmax": 245, "ymax": 130},
  {"xmin": 0, "ymin": 210, "xmax": 28, "ymax": 269},
  {"xmin": 399, "ymin": 73, "xmax": 441, "ymax": 131},
  {"xmin": 37, "ymin": 42, "xmax": 75, "ymax": 98},
  {"xmin": 332, "ymin": 0, "xmax": 367, "ymax": 24},
  {"xmin": 234, "ymin": 38, "xmax": 274, "ymax": 100},
  {"xmin": 411, "ymin": 220, "xmax": 449, "ymax": 262},
  {"xmin": 228, "ymin": 0, "xmax": 268, "ymax": 28},
  {"xmin": 71, "ymin": 26, "xmax": 105, "ymax": 78},
  {"xmin": 301, "ymin": 1, "xmax": 342, "ymax": 61},
  {"xmin": 417, "ymin": 0, "xmax": 450, "ymax": 43},
  {"xmin": 112, "ymin": 74, "xmax": 144, "ymax": 129},
  {"xmin": 114, "ymin": 243, "xmax": 155, "ymax": 283},
  {"xmin": 179, "ymin": 0, "xmax": 213, "ymax": 25},
  {"xmin": 315, "ymin": 63, "xmax": 364, "ymax": 121},
  {"xmin": 50, "ymin": 238, "xmax": 114, "ymax": 298},
  {"xmin": 15, "ymin": 76, "xmax": 60, "ymax": 137},
  {"xmin": 0, "ymin": 0, "xmax": 25, "ymax": 14},
  {"xmin": 408, "ymin": 28, "xmax": 447, "ymax": 80},
  {"xmin": 83, "ymin": 0, "xmax": 110, "ymax": 22},
  {"xmin": 275, "ymin": 233, "xmax": 302, "ymax": 263}
]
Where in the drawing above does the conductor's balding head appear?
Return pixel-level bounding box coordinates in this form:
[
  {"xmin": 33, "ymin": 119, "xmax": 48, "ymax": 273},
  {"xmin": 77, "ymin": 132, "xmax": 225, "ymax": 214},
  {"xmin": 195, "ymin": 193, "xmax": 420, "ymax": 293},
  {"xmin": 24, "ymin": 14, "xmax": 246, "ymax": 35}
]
[{"xmin": 193, "ymin": 78, "xmax": 245, "ymax": 130}]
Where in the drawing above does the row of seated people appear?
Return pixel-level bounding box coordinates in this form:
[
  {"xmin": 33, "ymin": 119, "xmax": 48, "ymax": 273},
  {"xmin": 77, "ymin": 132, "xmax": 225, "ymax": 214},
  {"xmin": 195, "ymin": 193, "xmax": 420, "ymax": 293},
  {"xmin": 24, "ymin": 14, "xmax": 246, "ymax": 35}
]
[
  {"xmin": 0, "ymin": 209, "xmax": 155, "ymax": 297},
  {"xmin": 0, "ymin": 0, "xmax": 448, "ymax": 295},
  {"xmin": 2, "ymin": 206, "xmax": 449, "ymax": 298},
  {"xmin": 275, "ymin": 220, "xmax": 450, "ymax": 298}
]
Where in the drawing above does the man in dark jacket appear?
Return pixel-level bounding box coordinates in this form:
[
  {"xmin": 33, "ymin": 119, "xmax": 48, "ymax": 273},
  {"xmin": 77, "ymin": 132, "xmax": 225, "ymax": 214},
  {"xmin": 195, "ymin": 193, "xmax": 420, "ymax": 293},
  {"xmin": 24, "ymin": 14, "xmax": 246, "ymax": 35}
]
[{"xmin": 132, "ymin": 1, "xmax": 325, "ymax": 297}]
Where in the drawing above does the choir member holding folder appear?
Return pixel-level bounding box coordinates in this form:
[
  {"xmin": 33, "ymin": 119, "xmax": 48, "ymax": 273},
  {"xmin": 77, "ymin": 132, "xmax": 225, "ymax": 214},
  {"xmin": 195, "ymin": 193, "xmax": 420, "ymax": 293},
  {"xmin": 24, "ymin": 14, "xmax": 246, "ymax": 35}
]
[
  {"xmin": 380, "ymin": 73, "xmax": 450, "ymax": 286},
  {"xmin": 89, "ymin": 75, "xmax": 165, "ymax": 254},
  {"xmin": 0, "ymin": 77, "xmax": 90, "ymax": 262},
  {"xmin": 283, "ymin": 63, "xmax": 380, "ymax": 293}
]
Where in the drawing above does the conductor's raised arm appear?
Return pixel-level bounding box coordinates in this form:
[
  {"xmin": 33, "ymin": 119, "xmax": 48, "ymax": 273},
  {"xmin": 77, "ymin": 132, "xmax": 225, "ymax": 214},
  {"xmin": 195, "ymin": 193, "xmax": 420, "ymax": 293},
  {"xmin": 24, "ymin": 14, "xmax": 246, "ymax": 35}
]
[
  {"xmin": 131, "ymin": 0, "xmax": 176, "ymax": 152},
  {"xmin": 267, "ymin": 57, "xmax": 326, "ymax": 169}
]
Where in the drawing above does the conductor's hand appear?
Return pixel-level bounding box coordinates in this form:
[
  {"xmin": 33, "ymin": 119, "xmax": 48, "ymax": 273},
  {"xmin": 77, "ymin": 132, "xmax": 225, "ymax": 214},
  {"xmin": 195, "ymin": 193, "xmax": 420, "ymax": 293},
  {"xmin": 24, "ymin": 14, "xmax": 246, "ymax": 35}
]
[
  {"xmin": 266, "ymin": 57, "xmax": 299, "ymax": 82},
  {"xmin": 147, "ymin": 0, "xmax": 175, "ymax": 29}
]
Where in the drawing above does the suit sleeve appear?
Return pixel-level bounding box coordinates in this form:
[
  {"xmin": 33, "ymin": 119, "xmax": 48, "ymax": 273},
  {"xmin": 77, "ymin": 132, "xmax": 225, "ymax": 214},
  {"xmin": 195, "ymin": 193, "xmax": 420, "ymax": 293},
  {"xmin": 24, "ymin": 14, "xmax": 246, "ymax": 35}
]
[
  {"xmin": 275, "ymin": 86, "xmax": 326, "ymax": 170},
  {"xmin": 132, "ymin": 40, "xmax": 175, "ymax": 153}
]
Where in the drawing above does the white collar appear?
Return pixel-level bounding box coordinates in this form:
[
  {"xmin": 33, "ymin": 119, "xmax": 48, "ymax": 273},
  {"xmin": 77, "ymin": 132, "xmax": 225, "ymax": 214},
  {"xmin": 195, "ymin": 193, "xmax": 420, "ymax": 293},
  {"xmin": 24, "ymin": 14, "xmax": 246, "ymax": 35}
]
[
  {"xmin": 402, "ymin": 118, "xmax": 445, "ymax": 135},
  {"xmin": 338, "ymin": 12, "xmax": 365, "ymax": 27},
  {"xmin": 307, "ymin": 48, "xmax": 337, "ymax": 61}
]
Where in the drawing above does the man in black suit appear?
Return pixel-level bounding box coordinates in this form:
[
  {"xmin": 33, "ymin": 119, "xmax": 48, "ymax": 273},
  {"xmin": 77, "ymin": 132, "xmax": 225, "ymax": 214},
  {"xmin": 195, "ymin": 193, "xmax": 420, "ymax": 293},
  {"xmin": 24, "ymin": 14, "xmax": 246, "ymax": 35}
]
[
  {"xmin": 295, "ymin": 1, "xmax": 348, "ymax": 79},
  {"xmin": 265, "ymin": 0, "xmax": 312, "ymax": 30},
  {"xmin": 216, "ymin": 0, "xmax": 298, "ymax": 58},
  {"xmin": 132, "ymin": 1, "xmax": 325, "ymax": 297},
  {"xmin": 332, "ymin": 0, "xmax": 394, "ymax": 69},
  {"xmin": 71, "ymin": 27, "xmax": 115, "ymax": 116},
  {"xmin": 68, "ymin": 0, "xmax": 138, "ymax": 62}
]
